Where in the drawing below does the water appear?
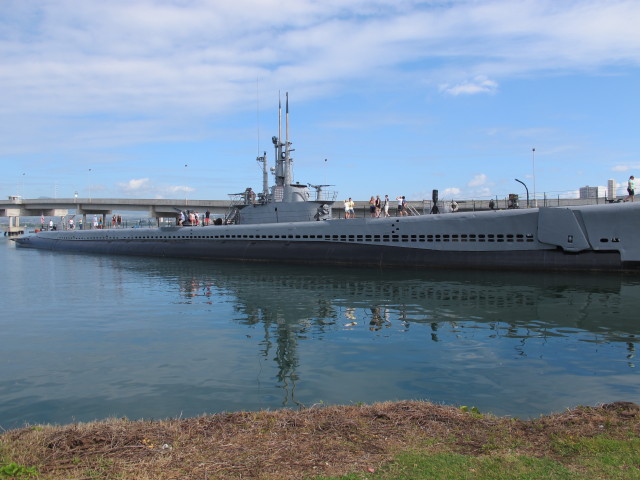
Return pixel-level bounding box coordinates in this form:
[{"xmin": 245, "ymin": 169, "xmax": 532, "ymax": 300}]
[{"xmin": 1, "ymin": 236, "xmax": 638, "ymax": 429}]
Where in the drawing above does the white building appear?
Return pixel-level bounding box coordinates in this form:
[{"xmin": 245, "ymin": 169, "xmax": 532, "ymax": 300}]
[
  {"xmin": 607, "ymin": 179, "xmax": 616, "ymax": 200},
  {"xmin": 579, "ymin": 185, "xmax": 607, "ymax": 199}
]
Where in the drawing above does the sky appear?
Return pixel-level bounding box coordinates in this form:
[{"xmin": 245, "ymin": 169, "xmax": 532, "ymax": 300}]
[{"xmin": 1, "ymin": 0, "xmax": 639, "ymax": 204}]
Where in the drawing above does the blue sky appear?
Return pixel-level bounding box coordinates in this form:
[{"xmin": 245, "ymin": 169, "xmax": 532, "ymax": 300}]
[{"xmin": 1, "ymin": 0, "xmax": 639, "ymax": 203}]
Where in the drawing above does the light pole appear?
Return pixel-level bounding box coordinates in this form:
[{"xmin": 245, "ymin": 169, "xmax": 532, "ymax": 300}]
[
  {"xmin": 18, "ymin": 172, "xmax": 25, "ymax": 198},
  {"xmin": 532, "ymin": 147, "xmax": 537, "ymax": 207},
  {"xmin": 324, "ymin": 158, "xmax": 328, "ymax": 186},
  {"xmin": 184, "ymin": 164, "xmax": 188, "ymax": 204},
  {"xmin": 515, "ymin": 178, "xmax": 529, "ymax": 208},
  {"xmin": 88, "ymin": 168, "xmax": 92, "ymax": 202}
]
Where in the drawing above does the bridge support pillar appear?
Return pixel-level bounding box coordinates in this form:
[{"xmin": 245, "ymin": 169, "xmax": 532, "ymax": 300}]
[{"xmin": 4, "ymin": 216, "xmax": 25, "ymax": 236}]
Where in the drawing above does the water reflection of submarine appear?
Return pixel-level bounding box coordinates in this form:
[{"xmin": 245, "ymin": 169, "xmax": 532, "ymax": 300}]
[
  {"xmin": 118, "ymin": 259, "xmax": 636, "ymax": 336},
  {"xmin": 207, "ymin": 269, "xmax": 630, "ymax": 333},
  {"xmin": 146, "ymin": 260, "xmax": 640, "ymax": 333}
]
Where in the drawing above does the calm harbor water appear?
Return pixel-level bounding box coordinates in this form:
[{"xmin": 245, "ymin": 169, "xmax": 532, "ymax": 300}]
[{"xmin": 1, "ymin": 235, "xmax": 638, "ymax": 429}]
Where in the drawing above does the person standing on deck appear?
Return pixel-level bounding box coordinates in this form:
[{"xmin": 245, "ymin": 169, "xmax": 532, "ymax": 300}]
[
  {"xmin": 345, "ymin": 198, "xmax": 355, "ymax": 219},
  {"xmin": 625, "ymin": 176, "xmax": 635, "ymax": 202},
  {"xmin": 396, "ymin": 196, "xmax": 406, "ymax": 216},
  {"xmin": 369, "ymin": 196, "xmax": 376, "ymax": 217}
]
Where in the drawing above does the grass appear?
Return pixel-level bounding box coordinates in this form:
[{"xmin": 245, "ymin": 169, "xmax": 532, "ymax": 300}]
[
  {"xmin": 318, "ymin": 439, "xmax": 640, "ymax": 480},
  {"xmin": 1, "ymin": 401, "xmax": 638, "ymax": 479}
]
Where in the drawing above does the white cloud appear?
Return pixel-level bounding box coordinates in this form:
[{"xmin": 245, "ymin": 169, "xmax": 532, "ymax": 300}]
[
  {"xmin": 3, "ymin": 0, "xmax": 640, "ymax": 124},
  {"xmin": 441, "ymin": 187, "xmax": 461, "ymax": 198},
  {"xmin": 468, "ymin": 174, "xmax": 488, "ymax": 188},
  {"xmin": 440, "ymin": 76, "xmax": 498, "ymax": 96},
  {"xmin": 117, "ymin": 178, "xmax": 150, "ymax": 193}
]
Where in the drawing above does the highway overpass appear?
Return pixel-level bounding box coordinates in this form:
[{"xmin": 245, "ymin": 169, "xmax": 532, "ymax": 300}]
[{"xmin": 0, "ymin": 196, "xmax": 231, "ymax": 234}]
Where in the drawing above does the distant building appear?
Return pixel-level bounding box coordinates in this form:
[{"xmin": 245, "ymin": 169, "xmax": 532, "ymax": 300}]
[
  {"xmin": 607, "ymin": 179, "xmax": 616, "ymax": 200},
  {"xmin": 579, "ymin": 186, "xmax": 607, "ymax": 199}
]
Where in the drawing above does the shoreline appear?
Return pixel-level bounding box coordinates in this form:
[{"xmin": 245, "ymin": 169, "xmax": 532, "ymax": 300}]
[{"xmin": 2, "ymin": 400, "xmax": 638, "ymax": 479}]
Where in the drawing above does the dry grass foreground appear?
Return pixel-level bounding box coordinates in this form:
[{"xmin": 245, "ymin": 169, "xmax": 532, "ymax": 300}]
[{"xmin": 1, "ymin": 400, "xmax": 639, "ymax": 479}]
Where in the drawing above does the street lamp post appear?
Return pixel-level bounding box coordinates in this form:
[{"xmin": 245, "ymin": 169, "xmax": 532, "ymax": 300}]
[
  {"xmin": 515, "ymin": 178, "xmax": 530, "ymax": 208},
  {"xmin": 532, "ymin": 147, "xmax": 537, "ymax": 207},
  {"xmin": 184, "ymin": 164, "xmax": 188, "ymax": 204},
  {"xmin": 18, "ymin": 172, "xmax": 25, "ymax": 198},
  {"xmin": 324, "ymin": 158, "xmax": 328, "ymax": 186}
]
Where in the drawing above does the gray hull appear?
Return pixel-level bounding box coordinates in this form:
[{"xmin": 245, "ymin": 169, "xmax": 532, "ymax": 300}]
[
  {"xmin": 14, "ymin": 202, "xmax": 640, "ymax": 272},
  {"xmin": 16, "ymin": 236, "xmax": 625, "ymax": 271}
]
